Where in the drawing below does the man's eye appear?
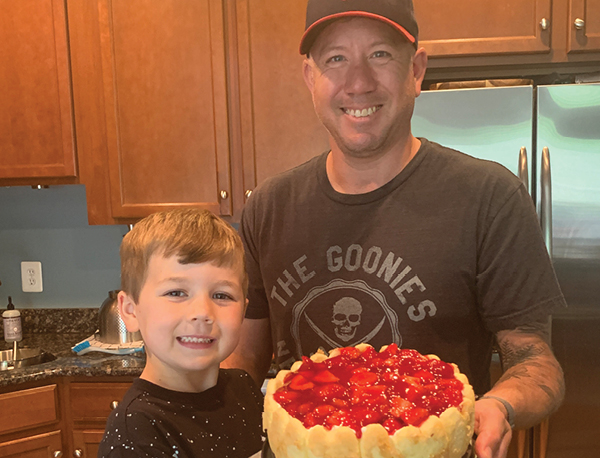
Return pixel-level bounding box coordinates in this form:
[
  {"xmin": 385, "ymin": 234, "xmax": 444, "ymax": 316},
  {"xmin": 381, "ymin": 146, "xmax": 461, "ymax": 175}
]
[
  {"xmin": 326, "ymin": 55, "xmax": 345, "ymax": 64},
  {"xmin": 372, "ymin": 50, "xmax": 391, "ymax": 58}
]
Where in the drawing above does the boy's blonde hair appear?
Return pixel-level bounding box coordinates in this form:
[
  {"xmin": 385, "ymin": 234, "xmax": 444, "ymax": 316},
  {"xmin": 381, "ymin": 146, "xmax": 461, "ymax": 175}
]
[{"xmin": 120, "ymin": 208, "xmax": 247, "ymax": 303}]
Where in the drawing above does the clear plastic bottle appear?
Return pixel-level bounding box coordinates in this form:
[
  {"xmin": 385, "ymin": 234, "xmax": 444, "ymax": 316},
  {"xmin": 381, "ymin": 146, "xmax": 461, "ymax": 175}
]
[{"xmin": 3, "ymin": 297, "xmax": 22, "ymax": 343}]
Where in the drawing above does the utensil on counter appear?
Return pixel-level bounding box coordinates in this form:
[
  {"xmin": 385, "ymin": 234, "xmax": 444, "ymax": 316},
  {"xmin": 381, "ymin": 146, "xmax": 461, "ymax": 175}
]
[{"xmin": 98, "ymin": 290, "xmax": 142, "ymax": 344}]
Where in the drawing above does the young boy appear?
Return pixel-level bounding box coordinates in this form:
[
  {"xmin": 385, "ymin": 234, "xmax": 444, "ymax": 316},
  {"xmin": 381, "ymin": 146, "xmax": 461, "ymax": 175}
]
[{"xmin": 98, "ymin": 209, "xmax": 264, "ymax": 458}]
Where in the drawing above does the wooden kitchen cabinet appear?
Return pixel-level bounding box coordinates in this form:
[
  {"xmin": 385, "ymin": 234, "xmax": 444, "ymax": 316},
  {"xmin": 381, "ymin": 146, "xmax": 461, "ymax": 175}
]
[
  {"xmin": 0, "ymin": 378, "xmax": 132, "ymax": 458},
  {"xmin": 0, "ymin": 384, "xmax": 65, "ymax": 458},
  {"xmin": 70, "ymin": 0, "xmax": 233, "ymax": 224},
  {"xmin": 68, "ymin": 381, "xmax": 132, "ymax": 458},
  {"xmin": 417, "ymin": 0, "xmax": 600, "ymax": 78},
  {"xmin": 231, "ymin": 0, "xmax": 330, "ymax": 202},
  {"xmin": 0, "ymin": 431, "xmax": 63, "ymax": 458},
  {"xmin": 0, "ymin": 0, "xmax": 77, "ymax": 184}
]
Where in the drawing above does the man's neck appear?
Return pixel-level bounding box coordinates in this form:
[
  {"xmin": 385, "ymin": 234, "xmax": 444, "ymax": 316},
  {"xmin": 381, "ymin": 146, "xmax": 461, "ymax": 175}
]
[{"xmin": 326, "ymin": 136, "xmax": 421, "ymax": 194}]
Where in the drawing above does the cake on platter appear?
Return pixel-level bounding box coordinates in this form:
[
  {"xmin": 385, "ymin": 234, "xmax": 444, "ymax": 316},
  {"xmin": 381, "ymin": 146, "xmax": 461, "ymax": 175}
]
[{"xmin": 263, "ymin": 343, "xmax": 475, "ymax": 458}]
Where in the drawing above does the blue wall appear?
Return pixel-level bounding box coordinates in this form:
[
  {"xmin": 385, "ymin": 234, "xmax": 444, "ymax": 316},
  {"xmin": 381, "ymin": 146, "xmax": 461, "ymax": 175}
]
[{"xmin": 0, "ymin": 185, "xmax": 127, "ymax": 309}]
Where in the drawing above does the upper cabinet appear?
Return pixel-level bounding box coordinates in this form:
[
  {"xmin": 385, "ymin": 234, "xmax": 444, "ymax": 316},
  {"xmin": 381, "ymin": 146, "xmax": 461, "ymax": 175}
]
[
  {"xmin": 232, "ymin": 0, "xmax": 329, "ymax": 200},
  {"xmin": 416, "ymin": 0, "xmax": 553, "ymax": 57},
  {"xmin": 0, "ymin": 0, "xmax": 76, "ymax": 182},
  {"xmin": 417, "ymin": 0, "xmax": 600, "ymax": 77},
  {"xmin": 568, "ymin": 0, "xmax": 600, "ymax": 53},
  {"xmin": 3, "ymin": 0, "xmax": 600, "ymax": 223},
  {"xmin": 69, "ymin": 0, "xmax": 232, "ymax": 224}
]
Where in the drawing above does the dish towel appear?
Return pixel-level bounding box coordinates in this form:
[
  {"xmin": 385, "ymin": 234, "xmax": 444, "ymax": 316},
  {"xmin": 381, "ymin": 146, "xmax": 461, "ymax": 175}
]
[{"xmin": 72, "ymin": 332, "xmax": 144, "ymax": 355}]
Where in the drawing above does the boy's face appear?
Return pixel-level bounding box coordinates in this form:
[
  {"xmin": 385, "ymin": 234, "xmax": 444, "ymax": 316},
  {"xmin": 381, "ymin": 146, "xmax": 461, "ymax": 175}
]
[{"xmin": 119, "ymin": 254, "xmax": 246, "ymax": 392}]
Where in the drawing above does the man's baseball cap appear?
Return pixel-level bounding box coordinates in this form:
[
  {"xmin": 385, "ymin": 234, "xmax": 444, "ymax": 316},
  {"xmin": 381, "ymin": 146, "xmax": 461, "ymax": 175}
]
[{"xmin": 300, "ymin": 0, "xmax": 419, "ymax": 55}]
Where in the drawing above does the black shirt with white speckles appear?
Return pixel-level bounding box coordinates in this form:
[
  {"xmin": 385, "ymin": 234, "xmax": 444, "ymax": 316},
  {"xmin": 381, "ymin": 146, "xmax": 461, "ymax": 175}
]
[{"xmin": 98, "ymin": 369, "xmax": 264, "ymax": 458}]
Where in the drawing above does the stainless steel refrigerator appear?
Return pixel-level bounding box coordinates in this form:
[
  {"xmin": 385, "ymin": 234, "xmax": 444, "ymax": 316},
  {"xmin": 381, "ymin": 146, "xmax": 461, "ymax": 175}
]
[{"xmin": 412, "ymin": 82, "xmax": 600, "ymax": 458}]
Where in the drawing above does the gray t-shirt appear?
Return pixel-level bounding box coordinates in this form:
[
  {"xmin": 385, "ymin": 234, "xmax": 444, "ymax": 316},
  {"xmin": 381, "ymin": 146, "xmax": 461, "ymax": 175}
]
[{"xmin": 241, "ymin": 138, "xmax": 566, "ymax": 394}]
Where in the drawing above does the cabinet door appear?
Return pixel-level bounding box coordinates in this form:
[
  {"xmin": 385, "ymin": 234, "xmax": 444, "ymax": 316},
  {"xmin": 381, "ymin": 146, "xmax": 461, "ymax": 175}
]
[
  {"xmin": 0, "ymin": 0, "xmax": 76, "ymax": 180},
  {"xmin": 233, "ymin": 0, "xmax": 330, "ymax": 198},
  {"xmin": 72, "ymin": 430, "xmax": 104, "ymax": 458},
  {"xmin": 75, "ymin": 0, "xmax": 231, "ymax": 222},
  {"xmin": 568, "ymin": 0, "xmax": 600, "ymax": 52},
  {"xmin": 0, "ymin": 431, "xmax": 63, "ymax": 458},
  {"xmin": 415, "ymin": 0, "xmax": 552, "ymax": 57}
]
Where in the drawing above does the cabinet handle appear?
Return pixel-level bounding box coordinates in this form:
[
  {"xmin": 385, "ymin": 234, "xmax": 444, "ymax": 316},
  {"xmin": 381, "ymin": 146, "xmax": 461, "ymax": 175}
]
[
  {"xmin": 74, "ymin": 450, "xmax": 83, "ymax": 458},
  {"xmin": 53, "ymin": 452, "xmax": 63, "ymax": 458},
  {"xmin": 245, "ymin": 189, "xmax": 253, "ymax": 199},
  {"xmin": 539, "ymin": 18, "xmax": 549, "ymax": 31},
  {"xmin": 110, "ymin": 400, "xmax": 120, "ymax": 410},
  {"xmin": 220, "ymin": 190, "xmax": 229, "ymax": 200},
  {"xmin": 574, "ymin": 18, "xmax": 585, "ymax": 30}
]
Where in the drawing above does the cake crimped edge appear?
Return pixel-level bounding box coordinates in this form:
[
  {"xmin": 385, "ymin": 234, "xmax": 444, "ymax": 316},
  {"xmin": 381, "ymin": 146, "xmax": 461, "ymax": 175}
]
[{"xmin": 264, "ymin": 344, "xmax": 475, "ymax": 458}]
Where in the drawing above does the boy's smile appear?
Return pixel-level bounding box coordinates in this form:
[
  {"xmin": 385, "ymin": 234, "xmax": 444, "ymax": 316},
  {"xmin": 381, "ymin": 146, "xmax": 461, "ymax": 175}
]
[{"xmin": 119, "ymin": 254, "xmax": 246, "ymax": 392}]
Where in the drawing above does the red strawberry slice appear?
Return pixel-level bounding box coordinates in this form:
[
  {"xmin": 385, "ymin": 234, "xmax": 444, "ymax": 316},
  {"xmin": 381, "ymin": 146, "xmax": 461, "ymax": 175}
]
[
  {"xmin": 390, "ymin": 397, "xmax": 412, "ymax": 417},
  {"xmin": 273, "ymin": 389, "xmax": 300, "ymax": 405},
  {"xmin": 298, "ymin": 402, "xmax": 315, "ymax": 415},
  {"xmin": 354, "ymin": 408, "xmax": 384, "ymax": 427},
  {"xmin": 331, "ymin": 397, "xmax": 349, "ymax": 408},
  {"xmin": 428, "ymin": 359, "xmax": 455, "ymax": 378},
  {"xmin": 414, "ymin": 369, "xmax": 435, "ymax": 383},
  {"xmin": 382, "ymin": 417, "xmax": 404, "ymax": 434},
  {"xmin": 313, "ymin": 370, "xmax": 340, "ymax": 383},
  {"xmin": 325, "ymin": 409, "xmax": 351, "ymax": 428},
  {"xmin": 400, "ymin": 406, "xmax": 429, "ymax": 426},
  {"xmin": 405, "ymin": 384, "xmax": 428, "ymax": 403},
  {"xmin": 314, "ymin": 404, "xmax": 336, "ymax": 417},
  {"xmin": 349, "ymin": 371, "xmax": 378, "ymax": 386},
  {"xmin": 316, "ymin": 383, "xmax": 345, "ymax": 401},
  {"xmin": 289, "ymin": 374, "xmax": 315, "ymax": 391}
]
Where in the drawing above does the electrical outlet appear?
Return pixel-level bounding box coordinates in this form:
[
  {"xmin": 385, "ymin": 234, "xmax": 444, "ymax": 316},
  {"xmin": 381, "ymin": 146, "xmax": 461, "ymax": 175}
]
[{"xmin": 21, "ymin": 261, "xmax": 43, "ymax": 292}]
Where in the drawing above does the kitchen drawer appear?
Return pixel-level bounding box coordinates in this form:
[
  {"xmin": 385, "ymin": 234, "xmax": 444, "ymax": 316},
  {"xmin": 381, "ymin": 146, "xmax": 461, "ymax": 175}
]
[
  {"xmin": 70, "ymin": 382, "xmax": 131, "ymax": 423},
  {"xmin": 0, "ymin": 385, "xmax": 58, "ymax": 434}
]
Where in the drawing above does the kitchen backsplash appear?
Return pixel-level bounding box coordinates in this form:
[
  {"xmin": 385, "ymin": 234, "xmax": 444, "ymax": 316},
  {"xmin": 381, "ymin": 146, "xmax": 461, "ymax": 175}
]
[
  {"xmin": 0, "ymin": 308, "xmax": 98, "ymax": 335},
  {"xmin": 0, "ymin": 185, "xmax": 127, "ymax": 309}
]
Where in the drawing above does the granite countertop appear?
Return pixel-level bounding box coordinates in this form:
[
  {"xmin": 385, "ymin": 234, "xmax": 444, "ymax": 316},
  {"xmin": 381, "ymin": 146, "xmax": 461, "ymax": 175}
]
[
  {"xmin": 0, "ymin": 308, "xmax": 145, "ymax": 388},
  {"xmin": 0, "ymin": 332, "xmax": 145, "ymax": 387}
]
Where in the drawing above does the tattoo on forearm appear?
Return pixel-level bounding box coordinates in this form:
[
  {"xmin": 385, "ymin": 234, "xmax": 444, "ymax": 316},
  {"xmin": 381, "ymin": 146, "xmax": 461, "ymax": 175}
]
[{"xmin": 499, "ymin": 342, "xmax": 546, "ymax": 369}]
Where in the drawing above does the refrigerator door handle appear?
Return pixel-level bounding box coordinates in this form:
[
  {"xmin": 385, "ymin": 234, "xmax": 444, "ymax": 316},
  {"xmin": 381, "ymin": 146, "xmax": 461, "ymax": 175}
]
[
  {"xmin": 518, "ymin": 146, "xmax": 529, "ymax": 193},
  {"xmin": 540, "ymin": 146, "xmax": 553, "ymax": 257}
]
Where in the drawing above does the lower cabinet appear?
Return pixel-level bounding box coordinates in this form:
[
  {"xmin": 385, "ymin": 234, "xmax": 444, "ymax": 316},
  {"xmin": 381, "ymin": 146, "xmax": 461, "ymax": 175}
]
[
  {"xmin": 0, "ymin": 430, "xmax": 63, "ymax": 458},
  {"xmin": 0, "ymin": 377, "xmax": 133, "ymax": 458},
  {"xmin": 69, "ymin": 381, "xmax": 132, "ymax": 458},
  {"xmin": 72, "ymin": 431, "xmax": 104, "ymax": 458}
]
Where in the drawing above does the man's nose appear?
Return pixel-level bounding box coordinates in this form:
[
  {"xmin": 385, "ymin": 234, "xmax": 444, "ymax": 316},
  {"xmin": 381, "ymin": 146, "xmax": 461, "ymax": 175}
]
[{"xmin": 344, "ymin": 59, "xmax": 377, "ymax": 94}]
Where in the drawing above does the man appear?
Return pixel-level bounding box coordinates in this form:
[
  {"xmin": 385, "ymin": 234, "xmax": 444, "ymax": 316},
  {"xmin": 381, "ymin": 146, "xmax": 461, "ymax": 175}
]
[{"xmin": 224, "ymin": 1, "xmax": 565, "ymax": 457}]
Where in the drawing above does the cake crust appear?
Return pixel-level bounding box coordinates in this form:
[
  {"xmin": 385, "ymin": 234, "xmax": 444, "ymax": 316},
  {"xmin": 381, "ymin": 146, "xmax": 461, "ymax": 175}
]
[{"xmin": 264, "ymin": 344, "xmax": 475, "ymax": 458}]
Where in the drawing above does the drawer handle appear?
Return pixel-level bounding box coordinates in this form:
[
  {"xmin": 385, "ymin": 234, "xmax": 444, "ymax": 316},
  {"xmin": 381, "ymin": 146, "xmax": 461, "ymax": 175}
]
[
  {"xmin": 539, "ymin": 17, "xmax": 549, "ymax": 31},
  {"xmin": 74, "ymin": 450, "xmax": 83, "ymax": 458},
  {"xmin": 110, "ymin": 400, "xmax": 120, "ymax": 410},
  {"xmin": 574, "ymin": 18, "xmax": 585, "ymax": 30},
  {"xmin": 53, "ymin": 452, "xmax": 63, "ymax": 458}
]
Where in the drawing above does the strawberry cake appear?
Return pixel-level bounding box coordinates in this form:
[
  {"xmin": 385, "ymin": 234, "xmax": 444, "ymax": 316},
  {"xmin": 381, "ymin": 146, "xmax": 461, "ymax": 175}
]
[{"xmin": 263, "ymin": 343, "xmax": 475, "ymax": 458}]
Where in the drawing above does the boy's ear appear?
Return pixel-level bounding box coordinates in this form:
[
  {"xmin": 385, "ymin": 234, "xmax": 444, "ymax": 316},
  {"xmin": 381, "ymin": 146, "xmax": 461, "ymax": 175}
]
[{"xmin": 118, "ymin": 291, "xmax": 141, "ymax": 333}]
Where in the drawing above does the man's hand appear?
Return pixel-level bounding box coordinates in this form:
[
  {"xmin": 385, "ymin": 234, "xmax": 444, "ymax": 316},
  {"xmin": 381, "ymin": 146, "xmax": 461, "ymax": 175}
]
[{"xmin": 473, "ymin": 397, "xmax": 512, "ymax": 458}]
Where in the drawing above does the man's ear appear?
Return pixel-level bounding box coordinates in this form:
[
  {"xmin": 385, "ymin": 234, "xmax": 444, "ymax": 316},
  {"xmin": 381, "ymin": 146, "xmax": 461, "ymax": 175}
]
[
  {"xmin": 412, "ymin": 47, "xmax": 428, "ymax": 97},
  {"xmin": 118, "ymin": 291, "xmax": 140, "ymax": 333},
  {"xmin": 302, "ymin": 58, "xmax": 316, "ymax": 93}
]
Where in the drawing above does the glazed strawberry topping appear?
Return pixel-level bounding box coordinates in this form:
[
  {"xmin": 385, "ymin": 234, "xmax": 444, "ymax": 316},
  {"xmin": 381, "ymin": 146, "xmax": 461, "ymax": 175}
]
[{"xmin": 272, "ymin": 344, "xmax": 464, "ymax": 437}]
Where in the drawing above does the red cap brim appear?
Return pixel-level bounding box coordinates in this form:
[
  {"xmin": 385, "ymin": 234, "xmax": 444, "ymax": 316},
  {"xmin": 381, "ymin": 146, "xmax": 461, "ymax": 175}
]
[{"xmin": 299, "ymin": 11, "xmax": 416, "ymax": 55}]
